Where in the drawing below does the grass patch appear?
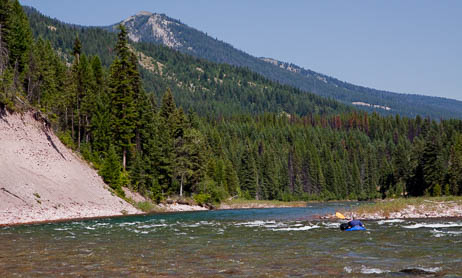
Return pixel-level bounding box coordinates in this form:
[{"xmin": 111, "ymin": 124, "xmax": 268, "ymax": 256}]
[
  {"xmin": 352, "ymin": 196, "xmax": 462, "ymax": 218},
  {"xmin": 136, "ymin": 201, "xmax": 156, "ymax": 212}
]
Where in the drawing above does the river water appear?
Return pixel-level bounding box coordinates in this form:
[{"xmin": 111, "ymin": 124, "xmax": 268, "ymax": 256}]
[{"xmin": 1, "ymin": 202, "xmax": 461, "ymax": 277}]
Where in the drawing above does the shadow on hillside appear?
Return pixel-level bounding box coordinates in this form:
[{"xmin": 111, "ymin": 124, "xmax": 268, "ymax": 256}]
[
  {"xmin": 45, "ymin": 130, "xmax": 66, "ymax": 160},
  {"xmin": 0, "ymin": 104, "xmax": 10, "ymax": 125}
]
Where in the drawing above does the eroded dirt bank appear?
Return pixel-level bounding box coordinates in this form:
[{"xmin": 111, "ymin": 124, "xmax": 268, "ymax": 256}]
[{"xmin": 0, "ymin": 110, "xmax": 141, "ymax": 225}]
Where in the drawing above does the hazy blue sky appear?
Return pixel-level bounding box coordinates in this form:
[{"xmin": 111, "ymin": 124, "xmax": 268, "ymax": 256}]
[{"xmin": 20, "ymin": 0, "xmax": 462, "ymax": 100}]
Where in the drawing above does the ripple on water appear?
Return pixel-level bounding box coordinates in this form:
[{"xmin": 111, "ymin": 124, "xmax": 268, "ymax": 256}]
[
  {"xmin": 322, "ymin": 222, "xmax": 342, "ymax": 229},
  {"xmin": 402, "ymin": 222, "xmax": 462, "ymax": 229},
  {"xmin": 137, "ymin": 224, "xmax": 167, "ymax": 229},
  {"xmin": 233, "ymin": 220, "xmax": 323, "ymax": 232},
  {"xmin": 234, "ymin": 220, "xmax": 276, "ymax": 227},
  {"xmin": 416, "ymin": 266, "xmax": 442, "ymax": 273},
  {"xmin": 272, "ymin": 225, "xmax": 320, "ymax": 231},
  {"xmin": 377, "ymin": 219, "xmax": 405, "ymax": 225},
  {"xmin": 360, "ymin": 265, "xmax": 390, "ymax": 274},
  {"xmin": 53, "ymin": 227, "xmax": 70, "ymax": 231},
  {"xmin": 431, "ymin": 229, "xmax": 462, "ymax": 237}
]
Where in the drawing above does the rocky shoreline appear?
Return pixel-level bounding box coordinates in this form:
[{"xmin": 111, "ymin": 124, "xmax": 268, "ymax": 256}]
[
  {"xmin": 330, "ymin": 199, "xmax": 462, "ymax": 220},
  {"xmin": 4, "ymin": 198, "xmax": 462, "ymax": 226},
  {"xmin": 218, "ymin": 201, "xmax": 307, "ymax": 210}
]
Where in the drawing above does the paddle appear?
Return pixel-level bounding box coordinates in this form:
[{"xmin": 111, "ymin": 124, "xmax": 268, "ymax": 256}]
[{"xmin": 335, "ymin": 212, "xmax": 346, "ymax": 219}]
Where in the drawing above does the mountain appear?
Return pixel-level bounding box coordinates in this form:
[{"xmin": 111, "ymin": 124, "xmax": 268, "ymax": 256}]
[
  {"xmin": 108, "ymin": 11, "xmax": 462, "ymax": 120},
  {"xmin": 25, "ymin": 7, "xmax": 347, "ymax": 117}
]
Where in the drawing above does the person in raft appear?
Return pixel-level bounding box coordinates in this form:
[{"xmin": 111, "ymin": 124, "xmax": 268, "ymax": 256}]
[{"xmin": 347, "ymin": 217, "xmax": 364, "ymax": 229}]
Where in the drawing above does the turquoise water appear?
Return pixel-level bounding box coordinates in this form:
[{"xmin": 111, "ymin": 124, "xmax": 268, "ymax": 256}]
[{"xmin": 1, "ymin": 202, "xmax": 462, "ymax": 277}]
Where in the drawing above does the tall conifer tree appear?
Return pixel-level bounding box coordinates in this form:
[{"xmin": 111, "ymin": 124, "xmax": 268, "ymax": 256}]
[{"xmin": 109, "ymin": 25, "xmax": 138, "ymax": 170}]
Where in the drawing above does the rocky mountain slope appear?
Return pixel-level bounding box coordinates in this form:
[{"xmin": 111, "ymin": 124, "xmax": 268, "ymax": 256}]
[
  {"xmin": 108, "ymin": 11, "xmax": 462, "ymax": 120},
  {"xmin": 25, "ymin": 7, "xmax": 346, "ymax": 118},
  {"xmin": 0, "ymin": 110, "xmax": 140, "ymax": 225}
]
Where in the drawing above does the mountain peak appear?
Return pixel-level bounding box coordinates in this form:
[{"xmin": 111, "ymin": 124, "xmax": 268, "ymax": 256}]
[
  {"xmin": 102, "ymin": 10, "xmax": 462, "ymax": 119},
  {"xmin": 117, "ymin": 12, "xmax": 182, "ymax": 47}
]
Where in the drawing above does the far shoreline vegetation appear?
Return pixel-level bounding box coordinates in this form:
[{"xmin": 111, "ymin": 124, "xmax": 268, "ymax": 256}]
[
  {"xmin": 344, "ymin": 196, "xmax": 462, "ymax": 220},
  {"xmin": 1, "ymin": 0, "xmax": 462, "ymax": 218}
]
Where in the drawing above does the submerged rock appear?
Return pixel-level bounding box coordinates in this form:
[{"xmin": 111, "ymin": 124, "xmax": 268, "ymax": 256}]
[{"xmin": 399, "ymin": 268, "xmax": 438, "ymax": 275}]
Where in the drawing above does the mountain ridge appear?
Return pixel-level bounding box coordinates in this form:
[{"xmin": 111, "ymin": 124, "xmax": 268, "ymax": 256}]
[
  {"xmin": 109, "ymin": 11, "xmax": 462, "ymax": 120},
  {"xmin": 24, "ymin": 6, "xmax": 346, "ymax": 117}
]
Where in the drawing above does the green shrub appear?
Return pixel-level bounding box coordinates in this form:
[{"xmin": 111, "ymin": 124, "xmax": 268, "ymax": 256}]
[
  {"xmin": 148, "ymin": 179, "xmax": 163, "ymax": 203},
  {"xmin": 120, "ymin": 171, "xmax": 131, "ymax": 188},
  {"xmin": 194, "ymin": 193, "xmax": 211, "ymax": 205},
  {"xmin": 444, "ymin": 184, "xmax": 450, "ymax": 196},
  {"xmin": 57, "ymin": 130, "xmax": 76, "ymax": 150},
  {"xmin": 432, "ymin": 184, "xmax": 442, "ymax": 197},
  {"xmin": 99, "ymin": 145, "xmax": 121, "ymax": 190},
  {"xmin": 136, "ymin": 201, "xmax": 155, "ymax": 212},
  {"xmin": 115, "ymin": 186, "xmax": 125, "ymax": 198}
]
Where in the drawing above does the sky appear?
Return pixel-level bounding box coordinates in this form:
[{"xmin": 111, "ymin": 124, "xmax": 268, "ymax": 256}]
[{"xmin": 20, "ymin": 0, "xmax": 462, "ymax": 101}]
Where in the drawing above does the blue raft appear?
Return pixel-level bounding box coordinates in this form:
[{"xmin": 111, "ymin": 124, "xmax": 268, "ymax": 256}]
[
  {"xmin": 340, "ymin": 223, "xmax": 366, "ymax": 231},
  {"xmin": 344, "ymin": 225, "xmax": 366, "ymax": 231}
]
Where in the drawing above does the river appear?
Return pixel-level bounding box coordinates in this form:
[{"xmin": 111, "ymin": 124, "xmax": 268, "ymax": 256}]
[{"xmin": 1, "ymin": 202, "xmax": 461, "ymax": 277}]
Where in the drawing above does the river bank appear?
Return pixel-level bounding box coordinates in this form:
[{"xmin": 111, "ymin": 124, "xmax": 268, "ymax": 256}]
[
  {"xmin": 126, "ymin": 191, "xmax": 308, "ymax": 214},
  {"xmin": 0, "ymin": 111, "xmax": 141, "ymax": 226},
  {"xmin": 218, "ymin": 199, "xmax": 307, "ymax": 210},
  {"xmin": 333, "ymin": 197, "xmax": 462, "ymax": 220}
]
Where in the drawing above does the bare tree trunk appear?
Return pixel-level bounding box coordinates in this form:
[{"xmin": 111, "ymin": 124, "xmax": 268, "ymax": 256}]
[
  {"xmin": 123, "ymin": 148, "xmax": 126, "ymax": 171},
  {"xmin": 12, "ymin": 61, "xmax": 19, "ymax": 102},
  {"xmin": 180, "ymin": 174, "xmax": 184, "ymax": 197},
  {"xmin": 0, "ymin": 24, "xmax": 8, "ymax": 76},
  {"xmin": 85, "ymin": 115, "xmax": 89, "ymax": 143},
  {"xmin": 256, "ymin": 174, "xmax": 259, "ymax": 200},
  {"xmin": 27, "ymin": 72, "xmax": 32, "ymax": 100},
  {"xmin": 77, "ymin": 112, "xmax": 81, "ymax": 150},
  {"xmin": 64, "ymin": 107, "xmax": 68, "ymax": 131},
  {"xmin": 71, "ymin": 109, "xmax": 74, "ymax": 139}
]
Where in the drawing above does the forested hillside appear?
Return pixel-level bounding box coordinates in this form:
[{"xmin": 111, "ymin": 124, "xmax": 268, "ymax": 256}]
[
  {"xmin": 204, "ymin": 113, "xmax": 462, "ymax": 200},
  {"xmin": 2, "ymin": 2, "xmax": 462, "ymax": 205},
  {"xmin": 260, "ymin": 58, "xmax": 462, "ymax": 120},
  {"xmin": 24, "ymin": 6, "xmax": 346, "ymax": 117},
  {"xmin": 107, "ymin": 11, "xmax": 462, "ymax": 120}
]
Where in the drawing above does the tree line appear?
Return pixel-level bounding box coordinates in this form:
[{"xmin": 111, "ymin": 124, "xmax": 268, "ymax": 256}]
[{"xmin": 1, "ymin": 1, "xmax": 462, "ymax": 205}]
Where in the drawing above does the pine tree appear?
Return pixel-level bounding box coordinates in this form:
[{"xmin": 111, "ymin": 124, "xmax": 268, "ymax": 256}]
[
  {"xmin": 448, "ymin": 134, "xmax": 462, "ymax": 195},
  {"xmin": 72, "ymin": 36, "xmax": 81, "ymax": 63},
  {"xmin": 308, "ymin": 143, "xmax": 326, "ymax": 196},
  {"xmin": 100, "ymin": 145, "xmax": 121, "ymax": 190},
  {"xmin": 175, "ymin": 128, "xmax": 207, "ymax": 195},
  {"xmin": 90, "ymin": 94, "xmax": 111, "ymax": 154},
  {"xmin": 421, "ymin": 129, "xmax": 443, "ymax": 195},
  {"xmin": 261, "ymin": 151, "xmax": 277, "ymax": 199},
  {"xmin": 239, "ymin": 146, "xmax": 257, "ymax": 199},
  {"xmin": 130, "ymin": 153, "xmax": 147, "ymax": 193},
  {"xmin": 0, "ymin": 0, "xmax": 11, "ymax": 76},
  {"xmin": 156, "ymin": 88, "xmax": 177, "ymax": 193},
  {"xmin": 108, "ymin": 25, "xmax": 139, "ymax": 170},
  {"xmin": 224, "ymin": 159, "xmax": 239, "ymax": 197},
  {"xmin": 5, "ymin": 0, "xmax": 33, "ymax": 73},
  {"xmin": 108, "ymin": 56, "xmax": 137, "ymax": 170}
]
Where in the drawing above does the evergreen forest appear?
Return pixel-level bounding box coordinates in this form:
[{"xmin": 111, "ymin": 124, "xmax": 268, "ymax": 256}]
[
  {"xmin": 104, "ymin": 10, "xmax": 462, "ymax": 120},
  {"xmin": 1, "ymin": 1, "xmax": 462, "ymax": 205}
]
